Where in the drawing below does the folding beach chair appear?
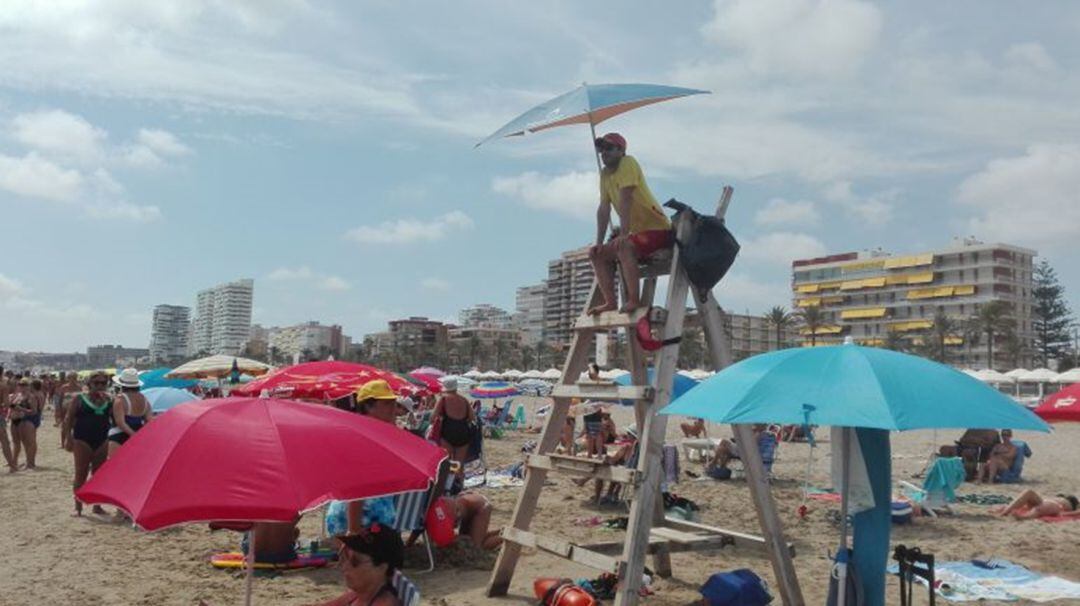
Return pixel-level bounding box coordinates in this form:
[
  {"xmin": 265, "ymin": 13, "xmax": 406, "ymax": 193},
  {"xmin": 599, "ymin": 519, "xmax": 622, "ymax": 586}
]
[
  {"xmin": 509, "ymin": 402, "xmax": 527, "ymax": 430},
  {"xmin": 446, "ymin": 421, "xmax": 487, "ymax": 494},
  {"xmin": 730, "ymin": 428, "xmax": 781, "ymax": 480},
  {"xmin": 995, "ymin": 439, "xmax": 1032, "ymax": 484},
  {"xmin": 392, "ymin": 570, "xmax": 421, "ymax": 606},
  {"xmin": 898, "ymin": 456, "xmax": 965, "ymax": 517},
  {"xmin": 393, "ymin": 489, "xmax": 436, "ymax": 573}
]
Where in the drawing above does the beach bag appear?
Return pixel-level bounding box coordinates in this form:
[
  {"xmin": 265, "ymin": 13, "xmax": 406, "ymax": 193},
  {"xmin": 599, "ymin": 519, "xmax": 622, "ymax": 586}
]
[
  {"xmin": 826, "ymin": 548, "xmax": 865, "ymax": 606},
  {"xmin": 663, "ymin": 199, "xmax": 740, "ymax": 297},
  {"xmin": 700, "ymin": 569, "xmax": 773, "ymax": 606}
]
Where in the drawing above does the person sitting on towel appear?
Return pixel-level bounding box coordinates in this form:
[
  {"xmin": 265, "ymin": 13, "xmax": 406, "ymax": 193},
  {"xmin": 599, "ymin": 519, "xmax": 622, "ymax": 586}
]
[
  {"xmin": 997, "ymin": 490, "xmax": 1080, "ymax": 520},
  {"xmin": 705, "ymin": 424, "xmax": 769, "ymax": 479},
  {"xmin": 452, "ymin": 492, "xmax": 503, "ymax": 550},
  {"xmin": 310, "ymin": 526, "xmax": 405, "ymax": 606}
]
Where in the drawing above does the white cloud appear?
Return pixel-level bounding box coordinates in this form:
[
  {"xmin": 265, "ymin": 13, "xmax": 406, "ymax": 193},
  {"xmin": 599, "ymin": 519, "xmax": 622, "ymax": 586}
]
[
  {"xmin": 85, "ymin": 201, "xmax": 162, "ymax": 222},
  {"xmin": 0, "ymin": 152, "xmax": 83, "ymax": 201},
  {"xmin": 11, "ymin": 109, "xmax": 107, "ymax": 163},
  {"xmin": 491, "ymin": 171, "xmax": 596, "ymax": 220},
  {"xmin": 0, "ymin": 273, "xmax": 26, "ymax": 300},
  {"xmin": 344, "ymin": 211, "xmax": 474, "ymax": 245},
  {"xmin": 318, "ymin": 276, "xmax": 350, "ymax": 292},
  {"xmin": 712, "ymin": 270, "xmax": 793, "ymax": 315},
  {"xmin": 754, "ymin": 198, "xmax": 819, "ymax": 226},
  {"xmin": 956, "ymin": 144, "xmax": 1080, "ymax": 251},
  {"xmin": 421, "ymin": 278, "xmax": 450, "ymax": 292},
  {"xmin": 267, "ymin": 266, "xmax": 350, "ymax": 291},
  {"xmin": 1004, "ymin": 42, "xmax": 1056, "ymax": 73},
  {"xmin": 740, "ymin": 232, "xmax": 828, "ymax": 267},
  {"xmin": 124, "ymin": 128, "xmax": 193, "ymax": 168},
  {"xmin": 822, "ymin": 180, "xmax": 895, "ymax": 226},
  {"xmin": 702, "ymin": 0, "xmax": 883, "ymax": 79}
]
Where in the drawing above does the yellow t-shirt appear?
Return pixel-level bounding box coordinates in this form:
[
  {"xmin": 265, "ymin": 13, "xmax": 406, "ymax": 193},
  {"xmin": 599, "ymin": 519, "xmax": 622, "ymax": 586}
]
[{"xmin": 600, "ymin": 155, "xmax": 671, "ymax": 234}]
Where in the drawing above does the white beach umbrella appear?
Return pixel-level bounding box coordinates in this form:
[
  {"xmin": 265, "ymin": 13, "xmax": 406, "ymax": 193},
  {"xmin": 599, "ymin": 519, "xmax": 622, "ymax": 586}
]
[
  {"xmin": 503, "ymin": 369, "xmax": 523, "ymax": 379},
  {"xmin": 1053, "ymin": 368, "xmax": 1080, "ymax": 384},
  {"xmin": 1004, "ymin": 368, "xmax": 1030, "ymax": 379},
  {"xmin": 980, "ymin": 369, "xmax": 1015, "ymax": 384},
  {"xmin": 166, "ymin": 355, "xmax": 271, "ymax": 379},
  {"xmin": 689, "ymin": 369, "xmax": 713, "ymax": 380},
  {"xmin": 1018, "ymin": 368, "xmax": 1058, "ymax": 382},
  {"xmin": 480, "ymin": 370, "xmax": 501, "ymax": 380},
  {"xmin": 522, "ymin": 369, "xmax": 543, "ymax": 379},
  {"xmin": 677, "ymin": 369, "xmax": 697, "ymax": 378},
  {"xmin": 541, "ymin": 368, "xmax": 562, "ymax": 380},
  {"xmin": 463, "ymin": 369, "xmax": 482, "ymax": 379},
  {"xmin": 961, "ymin": 368, "xmax": 983, "ymax": 380}
]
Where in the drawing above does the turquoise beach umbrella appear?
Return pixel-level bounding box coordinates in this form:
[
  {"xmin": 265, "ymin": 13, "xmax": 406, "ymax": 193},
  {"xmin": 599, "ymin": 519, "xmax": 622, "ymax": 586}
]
[
  {"xmin": 661, "ymin": 341, "xmax": 1049, "ymax": 432},
  {"xmin": 613, "ymin": 368, "xmax": 698, "ymax": 405},
  {"xmin": 139, "ymin": 368, "xmax": 197, "ymax": 390},
  {"xmin": 143, "ymin": 387, "xmax": 200, "ymax": 413}
]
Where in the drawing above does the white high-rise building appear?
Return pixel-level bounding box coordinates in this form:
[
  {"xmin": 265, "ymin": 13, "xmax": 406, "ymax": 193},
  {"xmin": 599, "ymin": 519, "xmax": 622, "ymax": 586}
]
[
  {"xmin": 269, "ymin": 321, "xmax": 352, "ymax": 361},
  {"xmin": 515, "ymin": 283, "xmax": 546, "ymax": 346},
  {"xmin": 459, "ymin": 304, "xmax": 513, "ymax": 329},
  {"xmin": 149, "ymin": 304, "xmax": 190, "ymax": 363},
  {"xmin": 190, "ymin": 279, "xmax": 254, "ymax": 356}
]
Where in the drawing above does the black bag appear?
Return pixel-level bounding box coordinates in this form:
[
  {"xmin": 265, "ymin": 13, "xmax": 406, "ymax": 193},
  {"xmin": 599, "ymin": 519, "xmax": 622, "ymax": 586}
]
[{"xmin": 663, "ymin": 199, "xmax": 740, "ymax": 298}]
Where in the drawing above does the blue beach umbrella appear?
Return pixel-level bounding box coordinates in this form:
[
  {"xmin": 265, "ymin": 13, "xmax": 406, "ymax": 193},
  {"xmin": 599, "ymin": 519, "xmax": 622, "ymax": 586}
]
[
  {"xmin": 142, "ymin": 387, "xmax": 200, "ymax": 414},
  {"xmin": 139, "ymin": 368, "xmax": 197, "ymax": 390},
  {"xmin": 613, "ymin": 368, "xmax": 698, "ymax": 405},
  {"xmin": 661, "ymin": 340, "xmax": 1049, "ymax": 606},
  {"xmin": 477, "ymin": 82, "xmax": 709, "ymax": 173},
  {"xmin": 661, "ymin": 343, "xmax": 1049, "ymax": 432}
]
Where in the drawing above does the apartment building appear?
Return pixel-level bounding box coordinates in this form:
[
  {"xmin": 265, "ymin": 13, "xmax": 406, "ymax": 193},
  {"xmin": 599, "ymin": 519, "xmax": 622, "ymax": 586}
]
[
  {"xmin": 791, "ymin": 239, "xmax": 1035, "ymax": 368},
  {"xmin": 149, "ymin": 304, "xmax": 190, "ymax": 363},
  {"xmin": 268, "ymin": 321, "xmax": 352, "ymax": 360},
  {"xmin": 459, "ymin": 304, "xmax": 513, "ymax": 329},
  {"xmin": 190, "ymin": 278, "xmax": 254, "ymax": 356},
  {"xmin": 543, "ymin": 246, "xmax": 594, "ymax": 346},
  {"xmin": 515, "ymin": 283, "xmax": 546, "ymax": 346}
]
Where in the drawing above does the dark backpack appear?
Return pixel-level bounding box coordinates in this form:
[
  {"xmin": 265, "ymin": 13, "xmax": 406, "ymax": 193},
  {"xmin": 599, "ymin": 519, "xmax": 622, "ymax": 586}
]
[
  {"xmin": 700, "ymin": 569, "xmax": 773, "ymax": 605},
  {"xmin": 663, "ymin": 199, "xmax": 740, "ymax": 300}
]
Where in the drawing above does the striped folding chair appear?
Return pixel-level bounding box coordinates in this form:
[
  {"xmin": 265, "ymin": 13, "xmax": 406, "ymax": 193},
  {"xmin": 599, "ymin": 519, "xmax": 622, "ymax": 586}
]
[
  {"xmin": 391, "ymin": 569, "xmax": 421, "ymax": 606},
  {"xmin": 392, "ymin": 489, "xmax": 435, "ymax": 573}
]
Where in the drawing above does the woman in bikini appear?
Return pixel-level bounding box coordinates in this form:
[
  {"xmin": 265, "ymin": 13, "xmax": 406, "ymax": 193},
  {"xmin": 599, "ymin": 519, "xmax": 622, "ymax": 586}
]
[
  {"xmin": 11, "ymin": 378, "xmax": 46, "ymax": 469},
  {"xmin": 107, "ymin": 368, "xmax": 152, "ymax": 458},
  {"xmin": 62, "ymin": 372, "xmax": 112, "ymax": 516},
  {"xmin": 997, "ymin": 489, "xmax": 1080, "ymax": 520}
]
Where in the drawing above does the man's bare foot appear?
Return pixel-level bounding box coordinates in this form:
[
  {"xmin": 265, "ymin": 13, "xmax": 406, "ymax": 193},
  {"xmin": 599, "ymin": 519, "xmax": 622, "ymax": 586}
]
[
  {"xmin": 619, "ymin": 301, "xmax": 640, "ymax": 314},
  {"xmin": 588, "ymin": 302, "xmax": 617, "ymax": 315}
]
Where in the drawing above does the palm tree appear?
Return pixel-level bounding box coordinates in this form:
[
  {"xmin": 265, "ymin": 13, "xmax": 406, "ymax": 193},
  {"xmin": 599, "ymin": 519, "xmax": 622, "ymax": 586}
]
[
  {"xmin": 967, "ymin": 301, "xmax": 1015, "ymax": 370},
  {"xmin": 764, "ymin": 306, "xmax": 794, "ymax": 350},
  {"xmin": 797, "ymin": 306, "xmax": 825, "ymax": 346},
  {"xmin": 918, "ymin": 308, "xmax": 959, "ymax": 364}
]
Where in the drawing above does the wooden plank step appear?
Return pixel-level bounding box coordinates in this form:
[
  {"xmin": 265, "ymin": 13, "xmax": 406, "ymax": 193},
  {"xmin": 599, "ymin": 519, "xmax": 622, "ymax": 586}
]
[
  {"xmin": 552, "ymin": 383, "xmax": 653, "ymax": 402},
  {"xmin": 662, "ymin": 517, "xmax": 796, "ymax": 557},
  {"xmin": 502, "ymin": 528, "xmax": 619, "ymax": 573},
  {"xmin": 527, "ymin": 454, "xmax": 639, "ymax": 484},
  {"xmin": 649, "ymin": 526, "xmax": 710, "ymax": 544},
  {"xmin": 573, "ymin": 307, "xmax": 649, "ymax": 331}
]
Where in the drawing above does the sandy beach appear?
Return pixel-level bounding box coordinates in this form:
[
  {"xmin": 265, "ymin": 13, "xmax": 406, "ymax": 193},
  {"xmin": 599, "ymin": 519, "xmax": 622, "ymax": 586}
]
[{"xmin": 2, "ymin": 396, "xmax": 1078, "ymax": 605}]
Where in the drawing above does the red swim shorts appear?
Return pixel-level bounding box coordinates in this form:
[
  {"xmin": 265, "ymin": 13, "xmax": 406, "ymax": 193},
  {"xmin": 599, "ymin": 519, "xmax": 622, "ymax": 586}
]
[{"xmin": 628, "ymin": 229, "xmax": 674, "ymax": 258}]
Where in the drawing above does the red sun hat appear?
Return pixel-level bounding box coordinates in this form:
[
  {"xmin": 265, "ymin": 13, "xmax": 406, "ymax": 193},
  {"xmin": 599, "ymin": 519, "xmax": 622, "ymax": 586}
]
[{"xmin": 594, "ymin": 132, "xmax": 627, "ymax": 151}]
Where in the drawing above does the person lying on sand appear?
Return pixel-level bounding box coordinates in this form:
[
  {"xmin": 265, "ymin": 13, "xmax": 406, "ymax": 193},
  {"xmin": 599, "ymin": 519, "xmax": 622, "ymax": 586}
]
[{"xmin": 997, "ymin": 490, "xmax": 1080, "ymax": 520}]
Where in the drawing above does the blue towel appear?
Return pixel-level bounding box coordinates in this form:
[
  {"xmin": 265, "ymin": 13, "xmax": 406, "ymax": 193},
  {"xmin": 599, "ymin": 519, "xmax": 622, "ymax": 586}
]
[{"xmin": 923, "ymin": 456, "xmax": 965, "ymax": 502}]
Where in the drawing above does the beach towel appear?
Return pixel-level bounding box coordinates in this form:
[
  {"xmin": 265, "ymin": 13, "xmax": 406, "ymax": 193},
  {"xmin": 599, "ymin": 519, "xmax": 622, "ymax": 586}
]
[
  {"xmin": 887, "ymin": 558, "xmax": 1080, "ymax": 602},
  {"xmin": 922, "ymin": 457, "xmax": 965, "ymax": 503},
  {"xmin": 661, "ymin": 444, "xmax": 679, "ymax": 492},
  {"xmin": 210, "ymin": 552, "xmax": 329, "ymax": 570}
]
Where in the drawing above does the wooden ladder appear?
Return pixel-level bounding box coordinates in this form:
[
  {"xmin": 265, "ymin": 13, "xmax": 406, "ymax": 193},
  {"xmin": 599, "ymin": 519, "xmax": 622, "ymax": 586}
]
[{"xmin": 486, "ymin": 188, "xmax": 805, "ymax": 606}]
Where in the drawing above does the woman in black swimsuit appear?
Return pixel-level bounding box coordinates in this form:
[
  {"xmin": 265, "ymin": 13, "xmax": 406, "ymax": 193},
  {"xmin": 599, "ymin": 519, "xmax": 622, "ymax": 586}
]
[
  {"xmin": 431, "ymin": 379, "xmax": 475, "ymax": 481},
  {"xmin": 62, "ymin": 372, "xmax": 112, "ymax": 516},
  {"xmin": 107, "ymin": 368, "xmax": 152, "ymax": 457},
  {"xmin": 319, "ymin": 526, "xmax": 404, "ymax": 605}
]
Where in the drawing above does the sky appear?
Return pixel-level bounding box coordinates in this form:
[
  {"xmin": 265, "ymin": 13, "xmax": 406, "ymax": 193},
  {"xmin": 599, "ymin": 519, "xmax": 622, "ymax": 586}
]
[{"xmin": 2, "ymin": 1, "xmax": 1080, "ymax": 352}]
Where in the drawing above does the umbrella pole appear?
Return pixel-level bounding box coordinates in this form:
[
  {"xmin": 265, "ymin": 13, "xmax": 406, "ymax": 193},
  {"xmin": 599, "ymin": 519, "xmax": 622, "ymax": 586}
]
[
  {"xmin": 588, "ymin": 116, "xmax": 603, "ymax": 175},
  {"xmin": 245, "ymin": 530, "xmax": 255, "ymax": 606},
  {"xmin": 836, "ymin": 426, "xmax": 852, "ymax": 606}
]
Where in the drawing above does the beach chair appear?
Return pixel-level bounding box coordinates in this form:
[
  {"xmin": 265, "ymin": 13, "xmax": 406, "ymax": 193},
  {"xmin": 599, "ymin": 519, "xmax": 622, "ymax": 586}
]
[
  {"xmin": 509, "ymin": 403, "xmax": 527, "ymax": 430},
  {"xmin": 391, "ymin": 569, "xmax": 421, "ymax": 606},
  {"xmin": 995, "ymin": 440, "xmax": 1032, "ymax": 484},
  {"xmin": 393, "ymin": 489, "xmax": 436, "ymax": 573},
  {"xmin": 731, "ymin": 429, "xmax": 780, "ymax": 480},
  {"xmin": 447, "ymin": 421, "xmax": 487, "ymax": 494},
  {"xmin": 898, "ymin": 456, "xmax": 965, "ymax": 517}
]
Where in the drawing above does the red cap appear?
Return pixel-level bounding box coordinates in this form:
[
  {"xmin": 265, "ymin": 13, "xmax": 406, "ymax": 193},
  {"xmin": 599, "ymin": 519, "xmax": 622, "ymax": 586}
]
[{"xmin": 595, "ymin": 132, "xmax": 627, "ymax": 151}]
